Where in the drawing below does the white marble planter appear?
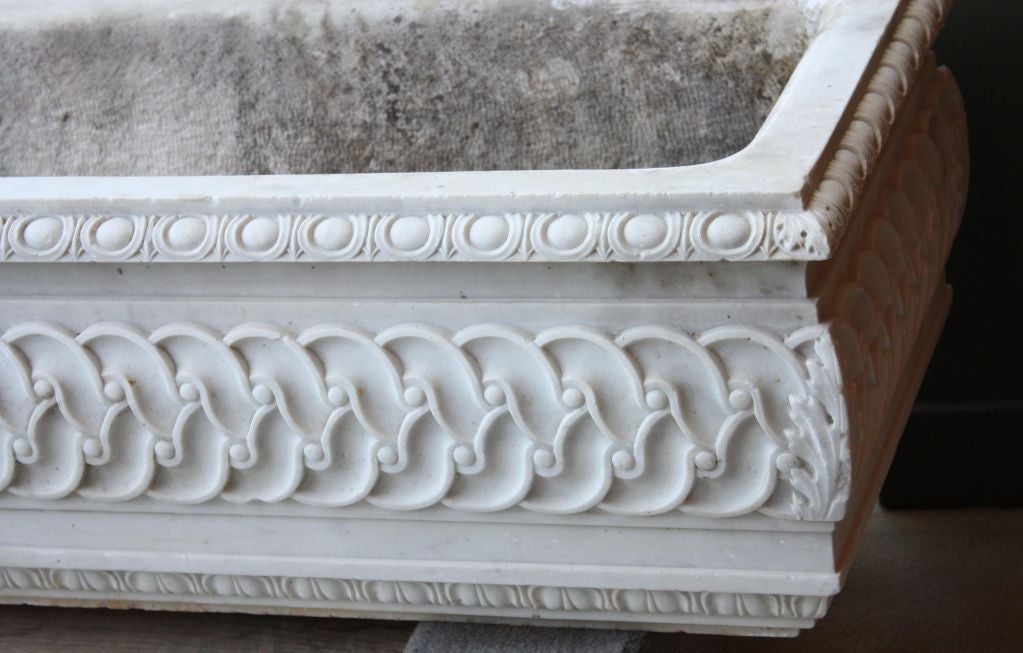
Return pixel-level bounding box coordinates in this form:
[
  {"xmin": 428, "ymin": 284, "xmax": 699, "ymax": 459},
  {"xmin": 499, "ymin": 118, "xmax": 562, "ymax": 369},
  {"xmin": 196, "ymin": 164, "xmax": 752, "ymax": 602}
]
[{"xmin": 0, "ymin": 0, "xmax": 966, "ymax": 636}]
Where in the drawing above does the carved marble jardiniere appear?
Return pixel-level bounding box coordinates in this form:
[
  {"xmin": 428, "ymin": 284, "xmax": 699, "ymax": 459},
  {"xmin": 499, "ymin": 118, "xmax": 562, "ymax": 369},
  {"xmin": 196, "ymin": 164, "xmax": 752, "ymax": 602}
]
[{"xmin": 0, "ymin": 0, "xmax": 965, "ymax": 636}]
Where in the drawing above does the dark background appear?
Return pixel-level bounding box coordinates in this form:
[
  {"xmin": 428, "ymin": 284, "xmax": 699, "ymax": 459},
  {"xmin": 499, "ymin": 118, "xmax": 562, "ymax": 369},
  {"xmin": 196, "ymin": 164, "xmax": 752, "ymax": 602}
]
[{"xmin": 881, "ymin": 0, "xmax": 1023, "ymax": 508}]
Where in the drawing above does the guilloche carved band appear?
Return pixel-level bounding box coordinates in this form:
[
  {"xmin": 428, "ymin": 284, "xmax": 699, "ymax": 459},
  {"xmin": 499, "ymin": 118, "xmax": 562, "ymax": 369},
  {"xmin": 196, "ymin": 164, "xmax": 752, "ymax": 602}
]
[{"xmin": 0, "ymin": 321, "xmax": 846, "ymax": 520}]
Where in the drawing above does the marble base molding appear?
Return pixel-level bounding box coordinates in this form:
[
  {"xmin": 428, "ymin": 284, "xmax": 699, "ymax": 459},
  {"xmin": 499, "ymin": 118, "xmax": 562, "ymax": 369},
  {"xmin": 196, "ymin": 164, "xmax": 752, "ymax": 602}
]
[{"xmin": 0, "ymin": 568, "xmax": 829, "ymax": 635}]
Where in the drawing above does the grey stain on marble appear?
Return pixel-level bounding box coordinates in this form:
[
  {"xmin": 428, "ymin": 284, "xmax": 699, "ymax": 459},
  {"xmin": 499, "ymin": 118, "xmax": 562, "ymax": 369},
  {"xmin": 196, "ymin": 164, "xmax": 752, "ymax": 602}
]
[{"xmin": 0, "ymin": 1, "xmax": 809, "ymax": 176}]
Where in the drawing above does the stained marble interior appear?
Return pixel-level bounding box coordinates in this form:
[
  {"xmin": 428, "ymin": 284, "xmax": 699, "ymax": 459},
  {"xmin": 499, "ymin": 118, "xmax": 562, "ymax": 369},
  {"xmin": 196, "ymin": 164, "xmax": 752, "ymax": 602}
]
[{"xmin": 0, "ymin": 0, "xmax": 811, "ymax": 175}]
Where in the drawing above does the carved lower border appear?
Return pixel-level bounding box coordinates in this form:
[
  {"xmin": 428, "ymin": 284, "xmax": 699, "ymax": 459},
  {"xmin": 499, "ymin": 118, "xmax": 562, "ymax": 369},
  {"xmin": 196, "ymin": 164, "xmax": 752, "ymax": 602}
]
[{"xmin": 0, "ymin": 566, "xmax": 828, "ymax": 624}]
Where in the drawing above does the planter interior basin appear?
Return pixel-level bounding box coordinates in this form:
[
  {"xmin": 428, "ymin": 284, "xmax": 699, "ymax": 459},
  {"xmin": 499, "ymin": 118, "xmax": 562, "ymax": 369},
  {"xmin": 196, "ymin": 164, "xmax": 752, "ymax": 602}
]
[{"xmin": 0, "ymin": 0, "xmax": 812, "ymax": 176}]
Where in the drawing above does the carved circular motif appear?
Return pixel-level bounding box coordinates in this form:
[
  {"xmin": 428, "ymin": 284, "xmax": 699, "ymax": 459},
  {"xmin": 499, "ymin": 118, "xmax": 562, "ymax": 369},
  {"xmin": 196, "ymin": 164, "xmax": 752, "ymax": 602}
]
[
  {"xmin": 22, "ymin": 217, "xmax": 63, "ymax": 251},
  {"xmin": 611, "ymin": 450, "xmax": 635, "ymax": 471},
  {"xmin": 545, "ymin": 214, "xmax": 588, "ymax": 250},
  {"xmin": 376, "ymin": 214, "xmax": 442, "ymax": 259},
  {"xmin": 12, "ymin": 438, "xmax": 32, "ymax": 458},
  {"xmin": 240, "ymin": 217, "xmax": 280, "ymax": 252},
  {"xmin": 312, "ymin": 217, "xmax": 354, "ymax": 251},
  {"xmin": 12, "ymin": 215, "xmax": 73, "ymax": 260},
  {"xmin": 483, "ymin": 384, "xmax": 506, "ymax": 406},
  {"xmin": 694, "ymin": 450, "xmax": 717, "ymax": 470},
  {"xmin": 297, "ymin": 215, "xmax": 366, "ymax": 259},
  {"xmin": 224, "ymin": 215, "xmax": 289, "ymax": 260},
  {"xmin": 389, "ymin": 216, "xmax": 430, "ymax": 251},
  {"xmin": 178, "ymin": 383, "xmax": 200, "ymax": 402},
  {"xmin": 155, "ymin": 215, "xmax": 216, "ymax": 260},
  {"xmin": 94, "ymin": 217, "xmax": 135, "ymax": 251},
  {"xmin": 81, "ymin": 215, "xmax": 145, "ymax": 260},
  {"xmin": 33, "ymin": 379, "xmax": 54, "ymax": 399},
  {"xmin": 103, "ymin": 381, "xmax": 125, "ymax": 402},
  {"xmin": 452, "ymin": 214, "xmax": 520, "ymax": 260},
  {"xmin": 606, "ymin": 212, "xmax": 681, "ymax": 260},
  {"xmin": 705, "ymin": 213, "xmax": 752, "ymax": 250},
  {"xmin": 252, "ymin": 384, "xmax": 274, "ymax": 405},
  {"xmin": 403, "ymin": 386, "xmax": 426, "ymax": 407},
  {"xmin": 468, "ymin": 215, "xmax": 510, "ymax": 251},
  {"xmin": 377, "ymin": 445, "xmax": 399, "ymax": 465},
  {"xmin": 453, "ymin": 444, "xmax": 476, "ymax": 467},
  {"xmin": 728, "ymin": 389, "xmax": 753, "ymax": 410},
  {"xmin": 645, "ymin": 390, "xmax": 668, "ymax": 410},
  {"xmin": 82, "ymin": 438, "xmax": 103, "ymax": 458},
  {"xmin": 691, "ymin": 211, "xmax": 764, "ymax": 259},
  {"xmin": 166, "ymin": 216, "xmax": 207, "ymax": 251},
  {"xmin": 622, "ymin": 214, "xmax": 668, "ymax": 249},
  {"xmin": 532, "ymin": 447, "xmax": 555, "ymax": 469},
  {"xmin": 229, "ymin": 443, "xmax": 250, "ymax": 464},
  {"xmin": 303, "ymin": 443, "xmax": 325, "ymax": 463},
  {"xmin": 562, "ymin": 388, "xmax": 585, "ymax": 408},
  {"xmin": 154, "ymin": 441, "xmax": 176, "ymax": 460},
  {"xmin": 327, "ymin": 386, "xmax": 348, "ymax": 407}
]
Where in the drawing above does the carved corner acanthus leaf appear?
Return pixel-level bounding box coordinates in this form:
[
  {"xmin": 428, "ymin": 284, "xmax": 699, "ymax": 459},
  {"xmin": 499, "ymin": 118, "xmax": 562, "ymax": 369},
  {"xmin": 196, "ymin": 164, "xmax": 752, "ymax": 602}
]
[
  {"xmin": 784, "ymin": 330, "xmax": 849, "ymax": 521},
  {"xmin": 772, "ymin": 212, "xmax": 831, "ymax": 258}
]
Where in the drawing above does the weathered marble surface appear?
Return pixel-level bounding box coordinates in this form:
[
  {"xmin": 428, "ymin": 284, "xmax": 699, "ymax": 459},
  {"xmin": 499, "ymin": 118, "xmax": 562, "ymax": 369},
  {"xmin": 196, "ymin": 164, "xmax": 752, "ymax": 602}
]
[{"xmin": 0, "ymin": 0, "xmax": 807, "ymax": 175}]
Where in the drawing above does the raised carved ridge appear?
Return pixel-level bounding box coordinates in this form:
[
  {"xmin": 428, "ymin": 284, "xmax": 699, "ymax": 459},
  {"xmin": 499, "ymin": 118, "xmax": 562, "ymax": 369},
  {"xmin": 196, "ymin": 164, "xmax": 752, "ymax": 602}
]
[
  {"xmin": 0, "ymin": 566, "xmax": 828, "ymax": 621},
  {"xmin": 0, "ymin": 321, "xmax": 845, "ymax": 519},
  {"xmin": 807, "ymin": 0, "xmax": 951, "ymax": 251},
  {"xmin": 781, "ymin": 62, "xmax": 967, "ymax": 519},
  {"xmin": 0, "ymin": 210, "xmax": 827, "ymax": 263},
  {"xmin": 825, "ymin": 65, "xmax": 967, "ymax": 487}
]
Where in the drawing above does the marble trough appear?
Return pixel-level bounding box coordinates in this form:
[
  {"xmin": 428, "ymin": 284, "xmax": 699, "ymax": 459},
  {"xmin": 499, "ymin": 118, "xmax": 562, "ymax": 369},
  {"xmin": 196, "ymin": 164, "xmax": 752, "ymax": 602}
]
[{"xmin": 0, "ymin": 0, "xmax": 966, "ymax": 636}]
